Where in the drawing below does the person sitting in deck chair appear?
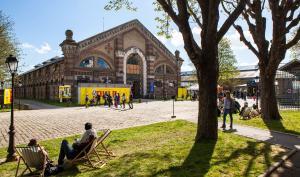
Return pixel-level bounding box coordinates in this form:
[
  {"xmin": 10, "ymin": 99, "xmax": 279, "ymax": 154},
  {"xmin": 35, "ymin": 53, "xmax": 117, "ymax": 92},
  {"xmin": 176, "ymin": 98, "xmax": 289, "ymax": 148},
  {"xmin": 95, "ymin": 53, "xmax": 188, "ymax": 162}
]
[{"xmin": 57, "ymin": 122, "xmax": 97, "ymax": 168}]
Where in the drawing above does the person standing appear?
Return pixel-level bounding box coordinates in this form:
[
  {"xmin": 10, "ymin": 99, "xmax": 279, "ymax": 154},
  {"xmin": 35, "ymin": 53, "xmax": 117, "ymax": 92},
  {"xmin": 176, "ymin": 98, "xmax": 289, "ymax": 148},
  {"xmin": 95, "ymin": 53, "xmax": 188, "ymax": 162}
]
[
  {"xmin": 221, "ymin": 91, "xmax": 235, "ymax": 130},
  {"xmin": 114, "ymin": 93, "xmax": 118, "ymax": 108},
  {"xmin": 121, "ymin": 93, "xmax": 126, "ymax": 109},
  {"xmin": 103, "ymin": 92, "xmax": 108, "ymax": 106},
  {"xmin": 107, "ymin": 93, "xmax": 112, "ymax": 108},
  {"xmin": 85, "ymin": 95, "xmax": 89, "ymax": 108},
  {"xmin": 96, "ymin": 93, "xmax": 101, "ymax": 106},
  {"xmin": 128, "ymin": 93, "xmax": 133, "ymax": 109}
]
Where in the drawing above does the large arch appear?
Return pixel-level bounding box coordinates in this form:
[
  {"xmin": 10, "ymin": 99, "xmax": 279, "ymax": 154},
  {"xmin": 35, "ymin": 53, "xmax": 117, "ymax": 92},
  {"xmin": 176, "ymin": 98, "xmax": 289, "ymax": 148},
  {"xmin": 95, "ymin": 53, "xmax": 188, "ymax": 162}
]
[{"xmin": 123, "ymin": 47, "xmax": 147, "ymax": 96}]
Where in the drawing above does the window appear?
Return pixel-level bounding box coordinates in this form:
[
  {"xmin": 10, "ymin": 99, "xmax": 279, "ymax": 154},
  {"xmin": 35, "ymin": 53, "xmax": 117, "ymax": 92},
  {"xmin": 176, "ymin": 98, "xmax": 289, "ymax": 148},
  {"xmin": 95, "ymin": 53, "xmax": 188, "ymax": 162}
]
[
  {"xmin": 80, "ymin": 57, "xmax": 94, "ymax": 68},
  {"xmin": 155, "ymin": 65, "xmax": 164, "ymax": 74},
  {"xmin": 166, "ymin": 65, "xmax": 174, "ymax": 74},
  {"xmin": 127, "ymin": 55, "xmax": 140, "ymax": 74},
  {"xmin": 96, "ymin": 58, "xmax": 110, "ymax": 69}
]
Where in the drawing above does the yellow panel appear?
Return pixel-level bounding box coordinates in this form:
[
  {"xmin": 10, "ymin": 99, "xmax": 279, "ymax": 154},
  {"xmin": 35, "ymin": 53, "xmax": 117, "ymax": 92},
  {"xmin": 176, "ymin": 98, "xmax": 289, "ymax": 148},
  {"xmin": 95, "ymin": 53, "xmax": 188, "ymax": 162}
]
[
  {"xmin": 79, "ymin": 87, "xmax": 131, "ymax": 105},
  {"xmin": 4, "ymin": 89, "xmax": 12, "ymax": 105}
]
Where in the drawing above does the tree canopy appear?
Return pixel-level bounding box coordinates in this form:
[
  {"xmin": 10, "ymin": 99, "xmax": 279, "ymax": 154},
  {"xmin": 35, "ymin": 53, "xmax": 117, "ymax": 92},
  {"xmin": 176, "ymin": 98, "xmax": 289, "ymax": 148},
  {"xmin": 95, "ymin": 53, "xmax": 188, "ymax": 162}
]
[{"xmin": 0, "ymin": 11, "xmax": 19, "ymax": 81}]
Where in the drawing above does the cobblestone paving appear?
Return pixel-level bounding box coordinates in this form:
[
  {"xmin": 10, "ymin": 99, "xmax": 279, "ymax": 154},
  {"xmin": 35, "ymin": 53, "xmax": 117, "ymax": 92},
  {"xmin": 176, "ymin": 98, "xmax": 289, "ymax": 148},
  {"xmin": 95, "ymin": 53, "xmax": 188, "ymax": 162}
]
[{"xmin": 0, "ymin": 100, "xmax": 198, "ymax": 147}]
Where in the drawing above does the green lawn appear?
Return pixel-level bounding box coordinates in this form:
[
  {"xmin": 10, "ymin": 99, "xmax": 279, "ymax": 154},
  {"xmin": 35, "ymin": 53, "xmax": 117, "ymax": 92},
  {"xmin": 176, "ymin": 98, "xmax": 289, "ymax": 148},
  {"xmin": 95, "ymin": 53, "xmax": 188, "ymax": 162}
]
[
  {"xmin": 0, "ymin": 120, "xmax": 288, "ymax": 177},
  {"xmin": 33, "ymin": 99, "xmax": 80, "ymax": 107},
  {"xmin": 220, "ymin": 111, "xmax": 300, "ymax": 136}
]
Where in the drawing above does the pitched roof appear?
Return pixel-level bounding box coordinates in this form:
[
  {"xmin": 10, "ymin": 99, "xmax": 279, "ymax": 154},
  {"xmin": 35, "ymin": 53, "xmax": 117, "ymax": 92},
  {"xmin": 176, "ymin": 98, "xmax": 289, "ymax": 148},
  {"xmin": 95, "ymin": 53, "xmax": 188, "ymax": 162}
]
[
  {"xmin": 77, "ymin": 19, "xmax": 179, "ymax": 63},
  {"xmin": 20, "ymin": 56, "xmax": 64, "ymax": 76},
  {"xmin": 279, "ymin": 59, "xmax": 300, "ymax": 71}
]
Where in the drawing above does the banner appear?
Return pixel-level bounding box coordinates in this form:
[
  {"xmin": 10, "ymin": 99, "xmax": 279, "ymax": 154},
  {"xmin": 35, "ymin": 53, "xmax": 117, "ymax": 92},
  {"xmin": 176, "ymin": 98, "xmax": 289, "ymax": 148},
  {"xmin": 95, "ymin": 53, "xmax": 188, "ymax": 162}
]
[
  {"xmin": 4, "ymin": 89, "xmax": 12, "ymax": 105},
  {"xmin": 79, "ymin": 87, "xmax": 130, "ymax": 105},
  {"xmin": 59, "ymin": 85, "xmax": 71, "ymax": 100}
]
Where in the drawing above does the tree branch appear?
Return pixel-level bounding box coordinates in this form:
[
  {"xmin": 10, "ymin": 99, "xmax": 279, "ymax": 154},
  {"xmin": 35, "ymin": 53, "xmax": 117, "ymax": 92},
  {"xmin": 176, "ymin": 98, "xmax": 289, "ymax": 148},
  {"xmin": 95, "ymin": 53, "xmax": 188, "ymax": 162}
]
[
  {"xmin": 286, "ymin": 12, "xmax": 300, "ymax": 33},
  {"xmin": 187, "ymin": 2, "xmax": 202, "ymax": 28},
  {"xmin": 217, "ymin": 0, "xmax": 246, "ymax": 42},
  {"xmin": 234, "ymin": 24, "xmax": 259, "ymax": 57},
  {"xmin": 286, "ymin": 27, "xmax": 300, "ymax": 49}
]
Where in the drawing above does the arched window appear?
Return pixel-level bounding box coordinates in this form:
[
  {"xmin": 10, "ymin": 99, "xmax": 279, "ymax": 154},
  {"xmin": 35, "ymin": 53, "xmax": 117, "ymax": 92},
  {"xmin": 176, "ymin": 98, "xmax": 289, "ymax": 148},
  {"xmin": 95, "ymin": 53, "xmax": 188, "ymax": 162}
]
[
  {"xmin": 96, "ymin": 58, "xmax": 110, "ymax": 69},
  {"xmin": 155, "ymin": 65, "xmax": 164, "ymax": 74},
  {"xmin": 166, "ymin": 65, "xmax": 174, "ymax": 74},
  {"xmin": 127, "ymin": 55, "xmax": 140, "ymax": 74},
  {"xmin": 80, "ymin": 57, "xmax": 94, "ymax": 68}
]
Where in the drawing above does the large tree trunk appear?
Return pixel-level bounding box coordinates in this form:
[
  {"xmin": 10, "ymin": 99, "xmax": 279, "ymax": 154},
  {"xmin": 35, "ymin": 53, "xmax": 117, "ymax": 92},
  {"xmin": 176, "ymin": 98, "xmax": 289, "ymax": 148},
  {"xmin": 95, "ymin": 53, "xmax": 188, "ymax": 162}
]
[
  {"xmin": 195, "ymin": 52, "xmax": 218, "ymax": 141},
  {"xmin": 260, "ymin": 67, "xmax": 282, "ymax": 120}
]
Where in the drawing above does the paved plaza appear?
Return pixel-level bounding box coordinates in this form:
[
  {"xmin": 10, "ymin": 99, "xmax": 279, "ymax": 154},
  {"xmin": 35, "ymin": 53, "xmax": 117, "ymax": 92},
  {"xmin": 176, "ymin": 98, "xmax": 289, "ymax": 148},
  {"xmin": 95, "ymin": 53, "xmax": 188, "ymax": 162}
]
[{"xmin": 0, "ymin": 100, "xmax": 199, "ymax": 147}]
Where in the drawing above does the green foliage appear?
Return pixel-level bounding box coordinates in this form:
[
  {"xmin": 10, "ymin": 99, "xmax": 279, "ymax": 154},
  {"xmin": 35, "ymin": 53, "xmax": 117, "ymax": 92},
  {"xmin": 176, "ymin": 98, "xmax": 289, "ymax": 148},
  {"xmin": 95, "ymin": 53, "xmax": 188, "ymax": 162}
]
[
  {"xmin": 218, "ymin": 37, "xmax": 239, "ymax": 85},
  {"xmin": 0, "ymin": 120, "xmax": 288, "ymax": 176},
  {"xmin": 0, "ymin": 11, "xmax": 19, "ymax": 80},
  {"xmin": 104, "ymin": 0, "xmax": 137, "ymax": 11}
]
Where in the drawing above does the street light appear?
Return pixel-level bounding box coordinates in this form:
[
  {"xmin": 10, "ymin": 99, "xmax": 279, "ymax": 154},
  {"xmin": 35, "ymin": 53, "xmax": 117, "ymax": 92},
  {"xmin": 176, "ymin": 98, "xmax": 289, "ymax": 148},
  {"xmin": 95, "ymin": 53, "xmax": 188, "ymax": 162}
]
[
  {"xmin": 5, "ymin": 55, "xmax": 18, "ymax": 162},
  {"xmin": 255, "ymin": 76, "xmax": 259, "ymax": 108},
  {"xmin": 18, "ymin": 81, "xmax": 22, "ymax": 110},
  {"xmin": 175, "ymin": 50, "xmax": 180, "ymax": 99}
]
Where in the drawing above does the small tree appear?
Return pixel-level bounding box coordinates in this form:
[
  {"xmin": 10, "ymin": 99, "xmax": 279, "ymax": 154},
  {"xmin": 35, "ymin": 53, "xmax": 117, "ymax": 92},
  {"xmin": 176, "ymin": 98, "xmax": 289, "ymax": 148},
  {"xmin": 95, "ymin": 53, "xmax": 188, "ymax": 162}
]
[
  {"xmin": 105, "ymin": 0, "xmax": 246, "ymax": 141},
  {"xmin": 0, "ymin": 11, "xmax": 19, "ymax": 81},
  {"xmin": 224, "ymin": 0, "xmax": 300, "ymax": 120},
  {"xmin": 218, "ymin": 37, "xmax": 239, "ymax": 86}
]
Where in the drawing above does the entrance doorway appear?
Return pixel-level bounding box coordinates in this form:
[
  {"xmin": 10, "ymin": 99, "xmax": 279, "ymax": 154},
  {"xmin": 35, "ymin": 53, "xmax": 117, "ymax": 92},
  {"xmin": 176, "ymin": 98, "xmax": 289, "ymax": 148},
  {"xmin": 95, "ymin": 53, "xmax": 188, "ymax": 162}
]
[{"xmin": 126, "ymin": 53, "xmax": 143, "ymax": 98}]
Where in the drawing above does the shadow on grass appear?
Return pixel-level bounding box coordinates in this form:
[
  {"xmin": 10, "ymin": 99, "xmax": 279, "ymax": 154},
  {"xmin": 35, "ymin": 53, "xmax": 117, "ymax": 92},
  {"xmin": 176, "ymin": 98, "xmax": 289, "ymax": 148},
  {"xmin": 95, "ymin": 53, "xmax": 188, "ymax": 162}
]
[
  {"xmin": 154, "ymin": 139, "xmax": 217, "ymax": 177},
  {"xmin": 212, "ymin": 141, "xmax": 272, "ymax": 177}
]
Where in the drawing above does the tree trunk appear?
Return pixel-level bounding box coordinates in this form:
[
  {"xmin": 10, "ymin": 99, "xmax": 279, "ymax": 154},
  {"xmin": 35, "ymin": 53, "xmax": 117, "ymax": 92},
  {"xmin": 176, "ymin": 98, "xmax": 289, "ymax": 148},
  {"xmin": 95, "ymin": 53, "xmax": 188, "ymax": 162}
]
[
  {"xmin": 195, "ymin": 53, "xmax": 218, "ymax": 141},
  {"xmin": 260, "ymin": 68, "xmax": 282, "ymax": 120}
]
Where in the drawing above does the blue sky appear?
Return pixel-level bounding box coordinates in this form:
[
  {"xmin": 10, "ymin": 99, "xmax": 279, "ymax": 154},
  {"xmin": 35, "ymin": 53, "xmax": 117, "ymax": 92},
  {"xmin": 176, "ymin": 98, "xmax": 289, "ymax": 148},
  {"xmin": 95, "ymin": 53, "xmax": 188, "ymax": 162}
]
[{"xmin": 1, "ymin": 0, "xmax": 293, "ymax": 73}]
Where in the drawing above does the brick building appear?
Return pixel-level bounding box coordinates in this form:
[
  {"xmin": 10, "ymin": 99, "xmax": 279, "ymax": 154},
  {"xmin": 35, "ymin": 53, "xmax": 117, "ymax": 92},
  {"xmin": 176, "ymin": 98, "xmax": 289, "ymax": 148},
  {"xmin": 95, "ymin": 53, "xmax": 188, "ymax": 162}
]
[{"xmin": 16, "ymin": 19, "xmax": 183, "ymax": 102}]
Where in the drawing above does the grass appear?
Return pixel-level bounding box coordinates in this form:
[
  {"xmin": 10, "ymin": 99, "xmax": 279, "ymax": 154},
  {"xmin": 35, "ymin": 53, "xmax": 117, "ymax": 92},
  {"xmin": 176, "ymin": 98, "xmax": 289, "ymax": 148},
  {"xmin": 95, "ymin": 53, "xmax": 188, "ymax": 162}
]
[
  {"xmin": 0, "ymin": 120, "xmax": 288, "ymax": 177},
  {"xmin": 31, "ymin": 99, "xmax": 80, "ymax": 107},
  {"xmin": 0, "ymin": 108, "xmax": 10, "ymax": 112},
  {"xmin": 220, "ymin": 111, "xmax": 300, "ymax": 136}
]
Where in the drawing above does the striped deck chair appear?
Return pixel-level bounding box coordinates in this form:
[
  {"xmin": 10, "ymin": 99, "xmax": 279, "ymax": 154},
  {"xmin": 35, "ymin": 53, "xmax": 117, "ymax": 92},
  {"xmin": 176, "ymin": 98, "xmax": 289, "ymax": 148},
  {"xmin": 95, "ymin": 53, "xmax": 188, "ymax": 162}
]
[
  {"xmin": 15, "ymin": 145, "xmax": 47, "ymax": 177},
  {"xmin": 67, "ymin": 129, "xmax": 114, "ymax": 168}
]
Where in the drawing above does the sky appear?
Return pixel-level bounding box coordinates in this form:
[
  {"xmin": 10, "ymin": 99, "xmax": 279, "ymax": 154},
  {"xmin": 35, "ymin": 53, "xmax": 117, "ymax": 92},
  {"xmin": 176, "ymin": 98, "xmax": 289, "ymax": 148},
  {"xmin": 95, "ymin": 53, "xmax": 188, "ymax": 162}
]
[{"xmin": 0, "ymin": 0, "xmax": 294, "ymax": 73}]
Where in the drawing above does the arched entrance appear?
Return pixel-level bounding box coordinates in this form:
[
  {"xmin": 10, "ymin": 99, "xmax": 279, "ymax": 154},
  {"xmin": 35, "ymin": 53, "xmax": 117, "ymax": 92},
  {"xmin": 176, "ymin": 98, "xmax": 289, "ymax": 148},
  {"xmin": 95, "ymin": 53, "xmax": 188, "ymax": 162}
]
[{"xmin": 123, "ymin": 48, "xmax": 147, "ymax": 98}]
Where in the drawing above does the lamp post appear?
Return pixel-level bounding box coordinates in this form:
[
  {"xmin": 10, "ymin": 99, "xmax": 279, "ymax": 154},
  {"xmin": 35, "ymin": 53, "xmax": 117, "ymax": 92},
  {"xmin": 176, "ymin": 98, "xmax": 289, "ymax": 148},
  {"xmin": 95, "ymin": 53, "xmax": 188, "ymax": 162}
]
[
  {"xmin": 255, "ymin": 76, "xmax": 259, "ymax": 108},
  {"xmin": 175, "ymin": 50, "xmax": 180, "ymax": 99},
  {"xmin": 5, "ymin": 55, "xmax": 18, "ymax": 162},
  {"xmin": 18, "ymin": 81, "xmax": 22, "ymax": 110}
]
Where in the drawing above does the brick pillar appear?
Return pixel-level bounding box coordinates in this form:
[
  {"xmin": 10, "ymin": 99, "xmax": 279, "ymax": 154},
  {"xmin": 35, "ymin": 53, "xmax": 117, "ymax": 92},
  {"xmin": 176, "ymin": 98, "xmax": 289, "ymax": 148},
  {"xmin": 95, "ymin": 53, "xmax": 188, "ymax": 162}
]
[
  {"xmin": 60, "ymin": 29, "xmax": 78, "ymax": 102},
  {"xmin": 114, "ymin": 37, "xmax": 124, "ymax": 84},
  {"xmin": 146, "ymin": 40, "xmax": 155, "ymax": 97}
]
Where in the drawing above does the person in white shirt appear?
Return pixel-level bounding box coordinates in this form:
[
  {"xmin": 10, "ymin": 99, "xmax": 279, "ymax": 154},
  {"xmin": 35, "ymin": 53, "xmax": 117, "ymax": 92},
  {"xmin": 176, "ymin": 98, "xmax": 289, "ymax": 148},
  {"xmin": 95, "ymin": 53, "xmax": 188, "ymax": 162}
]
[{"xmin": 57, "ymin": 122, "xmax": 97, "ymax": 166}]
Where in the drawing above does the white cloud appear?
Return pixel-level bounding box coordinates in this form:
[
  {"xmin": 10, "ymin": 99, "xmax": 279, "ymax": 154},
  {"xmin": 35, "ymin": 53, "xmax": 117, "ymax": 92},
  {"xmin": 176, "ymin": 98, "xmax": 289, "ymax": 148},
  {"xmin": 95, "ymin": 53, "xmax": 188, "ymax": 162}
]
[
  {"xmin": 35, "ymin": 43, "xmax": 51, "ymax": 54},
  {"xmin": 226, "ymin": 30, "xmax": 255, "ymax": 50},
  {"xmin": 21, "ymin": 42, "xmax": 52, "ymax": 54},
  {"xmin": 155, "ymin": 35, "xmax": 167, "ymax": 44},
  {"xmin": 170, "ymin": 30, "xmax": 184, "ymax": 47},
  {"xmin": 192, "ymin": 26, "xmax": 201, "ymax": 35},
  {"xmin": 21, "ymin": 43, "xmax": 35, "ymax": 49}
]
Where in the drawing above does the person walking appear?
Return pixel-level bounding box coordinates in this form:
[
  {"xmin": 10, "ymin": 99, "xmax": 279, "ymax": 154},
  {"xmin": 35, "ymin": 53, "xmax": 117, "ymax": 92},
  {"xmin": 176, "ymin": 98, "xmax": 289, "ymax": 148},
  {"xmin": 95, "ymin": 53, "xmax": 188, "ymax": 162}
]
[
  {"xmin": 96, "ymin": 93, "xmax": 100, "ymax": 106},
  {"xmin": 103, "ymin": 92, "xmax": 108, "ymax": 106},
  {"xmin": 221, "ymin": 91, "xmax": 235, "ymax": 130},
  {"xmin": 121, "ymin": 93, "xmax": 126, "ymax": 109},
  {"xmin": 107, "ymin": 93, "xmax": 112, "ymax": 108},
  {"xmin": 85, "ymin": 95, "xmax": 89, "ymax": 108},
  {"xmin": 114, "ymin": 93, "xmax": 118, "ymax": 108},
  {"xmin": 128, "ymin": 93, "xmax": 133, "ymax": 109}
]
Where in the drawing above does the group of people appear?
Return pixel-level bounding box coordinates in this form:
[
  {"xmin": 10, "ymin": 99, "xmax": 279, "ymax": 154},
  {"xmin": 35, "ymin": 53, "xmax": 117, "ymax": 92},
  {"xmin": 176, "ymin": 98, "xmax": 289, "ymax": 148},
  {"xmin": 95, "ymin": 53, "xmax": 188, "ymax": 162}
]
[
  {"xmin": 85, "ymin": 92, "xmax": 133, "ymax": 109},
  {"xmin": 25, "ymin": 122, "xmax": 97, "ymax": 176},
  {"xmin": 218, "ymin": 91, "xmax": 261, "ymax": 130}
]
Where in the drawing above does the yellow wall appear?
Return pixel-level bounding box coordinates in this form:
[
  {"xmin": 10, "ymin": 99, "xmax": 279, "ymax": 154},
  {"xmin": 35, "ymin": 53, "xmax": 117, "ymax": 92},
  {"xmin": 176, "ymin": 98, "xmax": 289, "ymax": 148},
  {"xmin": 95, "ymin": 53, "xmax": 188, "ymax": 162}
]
[
  {"xmin": 177, "ymin": 87, "xmax": 187, "ymax": 100},
  {"xmin": 79, "ymin": 87, "xmax": 131, "ymax": 105}
]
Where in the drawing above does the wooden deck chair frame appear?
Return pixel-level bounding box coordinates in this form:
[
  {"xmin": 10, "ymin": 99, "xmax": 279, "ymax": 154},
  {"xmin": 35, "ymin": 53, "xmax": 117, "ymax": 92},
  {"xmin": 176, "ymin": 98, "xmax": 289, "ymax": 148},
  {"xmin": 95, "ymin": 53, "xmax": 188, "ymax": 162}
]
[
  {"xmin": 95, "ymin": 129, "xmax": 115, "ymax": 157},
  {"xmin": 15, "ymin": 145, "xmax": 47, "ymax": 177},
  {"xmin": 68, "ymin": 129, "xmax": 114, "ymax": 168}
]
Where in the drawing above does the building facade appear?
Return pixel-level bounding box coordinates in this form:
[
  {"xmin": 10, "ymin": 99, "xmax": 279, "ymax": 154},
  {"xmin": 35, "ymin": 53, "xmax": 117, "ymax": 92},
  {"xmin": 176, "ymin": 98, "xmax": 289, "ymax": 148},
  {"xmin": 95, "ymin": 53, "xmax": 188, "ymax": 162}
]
[{"xmin": 16, "ymin": 19, "xmax": 183, "ymax": 102}]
